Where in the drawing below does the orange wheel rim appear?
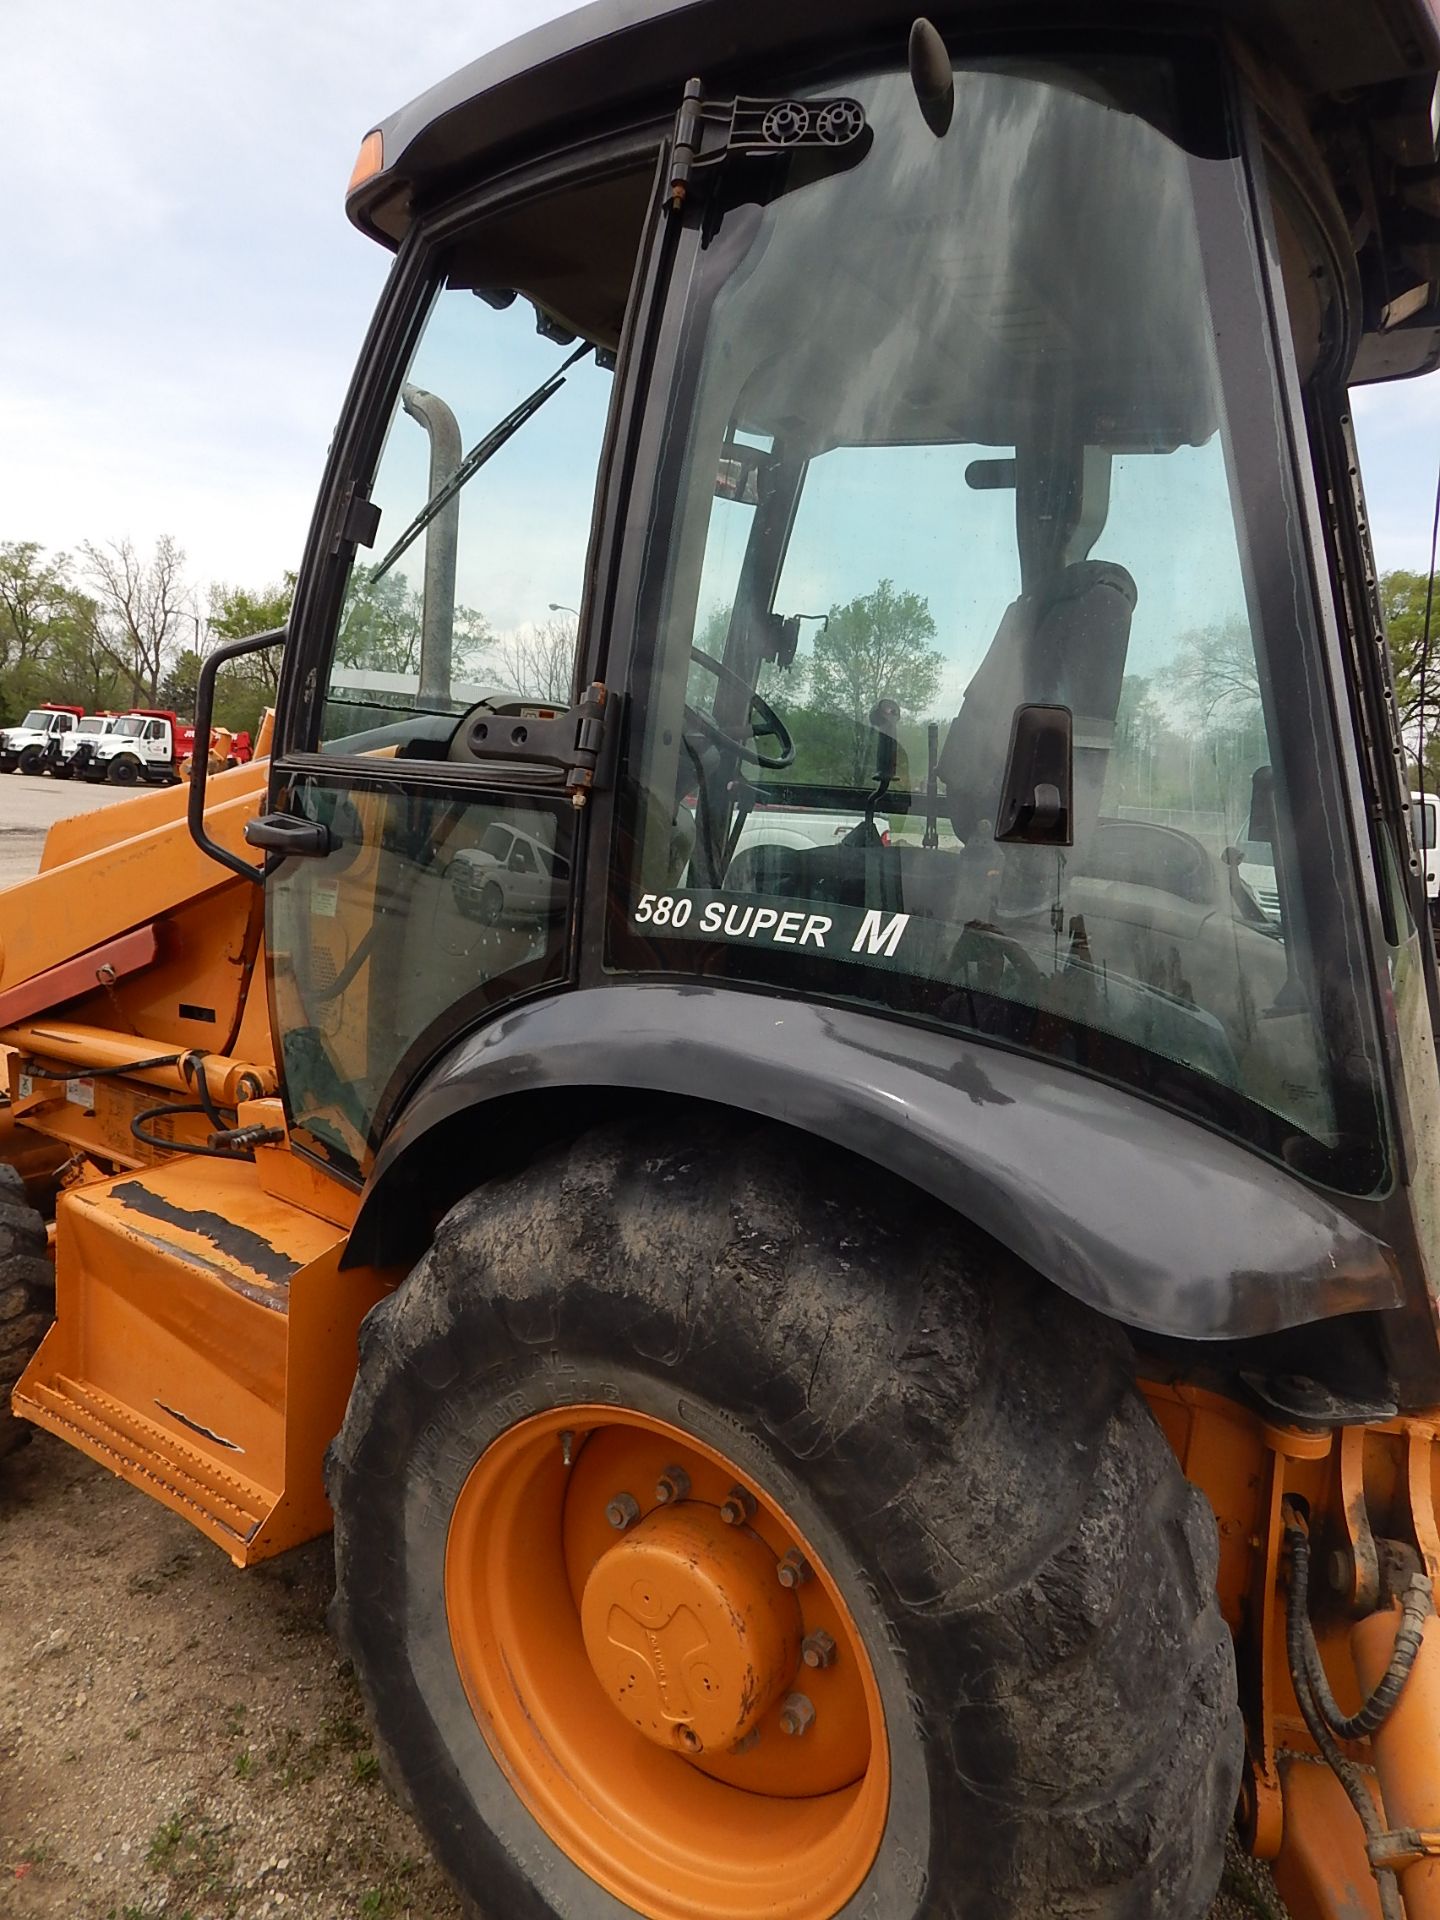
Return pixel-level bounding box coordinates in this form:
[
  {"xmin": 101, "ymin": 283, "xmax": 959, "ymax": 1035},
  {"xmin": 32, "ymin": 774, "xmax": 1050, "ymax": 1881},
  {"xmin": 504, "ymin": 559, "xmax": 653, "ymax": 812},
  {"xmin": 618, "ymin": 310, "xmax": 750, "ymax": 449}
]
[{"xmin": 445, "ymin": 1405, "xmax": 890, "ymax": 1919}]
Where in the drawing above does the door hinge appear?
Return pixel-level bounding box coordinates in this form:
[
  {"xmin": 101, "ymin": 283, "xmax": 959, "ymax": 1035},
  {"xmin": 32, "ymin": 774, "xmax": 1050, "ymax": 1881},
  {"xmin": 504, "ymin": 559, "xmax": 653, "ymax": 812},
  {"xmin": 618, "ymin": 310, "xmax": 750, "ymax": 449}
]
[
  {"xmin": 455, "ymin": 681, "xmax": 618, "ymax": 809},
  {"xmin": 667, "ymin": 78, "xmax": 868, "ymax": 211},
  {"xmin": 332, "ymin": 483, "xmax": 382, "ymax": 556}
]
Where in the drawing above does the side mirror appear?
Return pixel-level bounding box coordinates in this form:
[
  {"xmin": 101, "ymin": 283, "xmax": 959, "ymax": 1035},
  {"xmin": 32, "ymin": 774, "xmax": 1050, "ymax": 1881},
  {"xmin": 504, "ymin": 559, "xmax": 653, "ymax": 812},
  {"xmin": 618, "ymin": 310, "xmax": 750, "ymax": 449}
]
[
  {"xmin": 188, "ymin": 626, "xmax": 287, "ymax": 884},
  {"xmin": 870, "ymin": 699, "xmax": 901, "ymax": 784},
  {"xmin": 994, "ymin": 704, "xmax": 1073, "ymax": 845},
  {"xmin": 1247, "ymin": 765, "xmax": 1276, "ymax": 846},
  {"xmin": 714, "ymin": 440, "xmax": 775, "ymax": 505}
]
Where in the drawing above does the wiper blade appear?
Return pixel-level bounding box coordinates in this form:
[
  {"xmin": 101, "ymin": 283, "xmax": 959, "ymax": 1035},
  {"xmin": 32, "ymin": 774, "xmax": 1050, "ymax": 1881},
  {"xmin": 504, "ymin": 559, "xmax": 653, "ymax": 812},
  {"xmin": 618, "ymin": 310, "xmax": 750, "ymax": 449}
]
[{"xmin": 369, "ymin": 340, "xmax": 595, "ymax": 583}]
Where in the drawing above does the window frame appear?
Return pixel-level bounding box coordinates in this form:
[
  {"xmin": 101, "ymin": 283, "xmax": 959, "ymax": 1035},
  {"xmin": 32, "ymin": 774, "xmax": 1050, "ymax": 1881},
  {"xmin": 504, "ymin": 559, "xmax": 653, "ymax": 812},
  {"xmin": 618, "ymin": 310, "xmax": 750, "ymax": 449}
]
[{"xmin": 270, "ymin": 123, "xmax": 668, "ymax": 781}]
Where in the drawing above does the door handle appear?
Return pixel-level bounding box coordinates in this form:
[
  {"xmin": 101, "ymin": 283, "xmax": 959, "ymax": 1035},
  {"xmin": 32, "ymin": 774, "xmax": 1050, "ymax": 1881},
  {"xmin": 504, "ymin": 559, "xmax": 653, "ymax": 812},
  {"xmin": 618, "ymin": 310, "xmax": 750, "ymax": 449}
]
[{"xmin": 244, "ymin": 812, "xmax": 333, "ymax": 857}]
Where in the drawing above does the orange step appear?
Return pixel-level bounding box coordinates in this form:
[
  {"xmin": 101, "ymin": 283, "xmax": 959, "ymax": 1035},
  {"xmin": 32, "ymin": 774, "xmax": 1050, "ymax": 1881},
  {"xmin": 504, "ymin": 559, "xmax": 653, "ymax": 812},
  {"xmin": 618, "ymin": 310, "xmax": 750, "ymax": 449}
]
[{"xmin": 14, "ymin": 1154, "xmax": 388, "ymax": 1564}]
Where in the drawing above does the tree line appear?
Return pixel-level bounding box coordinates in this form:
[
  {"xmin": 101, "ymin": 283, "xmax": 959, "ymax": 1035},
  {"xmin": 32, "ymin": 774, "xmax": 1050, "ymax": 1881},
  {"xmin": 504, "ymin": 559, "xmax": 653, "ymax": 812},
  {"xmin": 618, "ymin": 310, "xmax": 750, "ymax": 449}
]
[
  {"xmin": 3, "ymin": 533, "xmax": 1434, "ymax": 787},
  {"xmin": 0, "ymin": 537, "xmax": 290, "ymax": 738},
  {"xmin": 0, "ymin": 538, "xmax": 583, "ymax": 740},
  {"xmin": 708, "ymin": 569, "xmax": 1440, "ymax": 831}
]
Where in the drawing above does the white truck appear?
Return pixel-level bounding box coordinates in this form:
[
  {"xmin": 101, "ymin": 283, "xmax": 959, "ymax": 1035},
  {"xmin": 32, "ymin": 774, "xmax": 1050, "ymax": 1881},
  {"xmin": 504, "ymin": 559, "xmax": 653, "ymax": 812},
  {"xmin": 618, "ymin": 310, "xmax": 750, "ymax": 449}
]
[
  {"xmin": 81, "ymin": 710, "xmax": 193, "ymax": 787},
  {"xmin": 54, "ymin": 714, "xmax": 120, "ymax": 780},
  {"xmin": 0, "ymin": 705, "xmax": 83, "ymax": 775}
]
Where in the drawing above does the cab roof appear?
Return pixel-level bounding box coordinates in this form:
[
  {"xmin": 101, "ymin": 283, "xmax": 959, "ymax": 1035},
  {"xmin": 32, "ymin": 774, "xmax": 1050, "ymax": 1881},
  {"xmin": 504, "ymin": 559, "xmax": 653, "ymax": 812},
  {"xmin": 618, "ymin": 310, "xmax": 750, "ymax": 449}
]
[
  {"xmin": 348, "ymin": 0, "xmax": 1440, "ymax": 245},
  {"xmin": 346, "ymin": 0, "xmax": 1440, "ymax": 377}
]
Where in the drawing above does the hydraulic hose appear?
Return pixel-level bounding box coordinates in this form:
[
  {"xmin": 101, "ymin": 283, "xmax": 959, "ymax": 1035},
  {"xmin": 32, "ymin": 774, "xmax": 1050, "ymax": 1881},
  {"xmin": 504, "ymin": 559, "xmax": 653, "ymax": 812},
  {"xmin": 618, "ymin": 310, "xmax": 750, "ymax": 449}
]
[{"xmin": 1282, "ymin": 1505, "xmax": 1409, "ymax": 1920}]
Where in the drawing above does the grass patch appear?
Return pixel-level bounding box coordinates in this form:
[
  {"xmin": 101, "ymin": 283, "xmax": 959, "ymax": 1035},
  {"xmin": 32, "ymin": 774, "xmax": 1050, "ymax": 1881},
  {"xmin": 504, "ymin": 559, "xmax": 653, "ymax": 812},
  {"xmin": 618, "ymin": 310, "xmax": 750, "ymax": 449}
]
[
  {"xmin": 351, "ymin": 1751, "xmax": 380, "ymax": 1785},
  {"xmin": 144, "ymin": 1801, "xmax": 236, "ymax": 1905},
  {"xmin": 266, "ymin": 1713, "xmax": 370, "ymax": 1788}
]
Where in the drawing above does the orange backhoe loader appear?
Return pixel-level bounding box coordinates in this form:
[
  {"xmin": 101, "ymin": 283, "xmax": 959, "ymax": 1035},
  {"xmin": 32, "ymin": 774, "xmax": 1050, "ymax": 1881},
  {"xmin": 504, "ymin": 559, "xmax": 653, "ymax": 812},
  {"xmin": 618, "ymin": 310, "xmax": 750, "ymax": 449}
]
[{"xmin": 6, "ymin": 3, "xmax": 1440, "ymax": 1914}]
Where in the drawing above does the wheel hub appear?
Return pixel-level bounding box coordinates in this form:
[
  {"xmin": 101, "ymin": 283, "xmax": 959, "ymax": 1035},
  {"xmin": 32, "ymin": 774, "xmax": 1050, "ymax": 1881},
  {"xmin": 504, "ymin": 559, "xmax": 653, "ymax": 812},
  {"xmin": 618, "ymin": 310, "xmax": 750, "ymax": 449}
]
[{"xmin": 580, "ymin": 1501, "xmax": 802, "ymax": 1753}]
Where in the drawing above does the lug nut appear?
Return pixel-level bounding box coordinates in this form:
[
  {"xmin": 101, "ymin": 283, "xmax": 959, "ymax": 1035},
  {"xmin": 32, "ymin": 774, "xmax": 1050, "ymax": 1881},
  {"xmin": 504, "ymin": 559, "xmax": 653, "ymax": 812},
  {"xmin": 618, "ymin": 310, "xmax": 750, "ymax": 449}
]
[
  {"xmin": 777, "ymin": 1548, "xmax": 812, "ymax": 1589},
  {"xmin": 675, "ymin": 1723, "xmax": 702, "ymax": 1753},
  {"xmin": 802, "ymin": 1630, "xmax": 837, "ymax": 1670},
  {"xmin": 655, "ymin": 1464, "xmax": 692, "ymax": 1506},
  {"xmin": 605, "ymin": 1492, "xmax": 641, "ymax": 1531},
  {"xmin": 779, "ymin": 1692, "xmax": 815, "ymax": 1737},
  {"xmin": 719, "ymin": 1486, "xmax": 756, "ymax": 1526}
]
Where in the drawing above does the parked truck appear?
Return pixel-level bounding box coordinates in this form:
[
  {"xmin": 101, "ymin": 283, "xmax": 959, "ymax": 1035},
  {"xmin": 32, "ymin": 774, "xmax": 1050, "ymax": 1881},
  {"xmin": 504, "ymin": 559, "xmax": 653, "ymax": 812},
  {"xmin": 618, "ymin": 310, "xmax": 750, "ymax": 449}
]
[
  {"xmin": 5, "ymin": 4, "xmax": 1440, "ymax": 1916},
  {"xmin": 0, "ymin": 703, "xmax": 83, "ymax": 775},
  {"xmin": 53, "ymin": 712, "xmax": 120, "ymax": 780},
  {"xmin": 77, "ymin": 709, "xmax": 254, "ymax": 786}
]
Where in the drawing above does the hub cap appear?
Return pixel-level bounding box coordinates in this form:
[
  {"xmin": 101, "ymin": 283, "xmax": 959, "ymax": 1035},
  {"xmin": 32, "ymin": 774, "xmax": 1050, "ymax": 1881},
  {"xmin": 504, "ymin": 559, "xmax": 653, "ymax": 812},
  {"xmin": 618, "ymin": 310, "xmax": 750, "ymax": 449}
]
[{"xmin": 581, "ymin": 1501, "xmax": 802, "ymax": 1753}]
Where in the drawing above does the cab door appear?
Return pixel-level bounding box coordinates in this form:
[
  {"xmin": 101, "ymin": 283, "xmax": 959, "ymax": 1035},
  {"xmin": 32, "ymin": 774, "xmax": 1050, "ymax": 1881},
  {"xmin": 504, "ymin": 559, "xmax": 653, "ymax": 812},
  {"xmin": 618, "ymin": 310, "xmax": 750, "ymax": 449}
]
[{"xmin": 257, "ymin": 158, "xmax": 656, "ymax": 1180}]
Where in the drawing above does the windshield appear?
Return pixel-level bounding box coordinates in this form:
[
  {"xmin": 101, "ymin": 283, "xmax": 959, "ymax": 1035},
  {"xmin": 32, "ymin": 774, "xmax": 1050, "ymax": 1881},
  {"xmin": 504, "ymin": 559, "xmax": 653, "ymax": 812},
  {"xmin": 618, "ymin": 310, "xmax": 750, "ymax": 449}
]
[
  {"xmin": 113, "ymin": 716, "xmax": 146, "ymax": 738},
  {"xmin": 78, "ymin": 716, "xmax": 107, "ymax": 734},
  {"xmin": 615, "ymin": 54, "xmax": 1387, "ymax": 1193},
  {"xmin": 18, "ymin": 710, "xmax": 49, "ymax": 730}
]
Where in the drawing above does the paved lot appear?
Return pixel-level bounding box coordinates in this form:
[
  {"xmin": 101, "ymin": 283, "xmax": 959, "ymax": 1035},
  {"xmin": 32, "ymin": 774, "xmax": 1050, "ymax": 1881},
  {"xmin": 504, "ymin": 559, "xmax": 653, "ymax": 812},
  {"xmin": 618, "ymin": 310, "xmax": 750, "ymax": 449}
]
[{"xmin": 0, "ymin": 772, "xmax": 140, "ymax": 887}]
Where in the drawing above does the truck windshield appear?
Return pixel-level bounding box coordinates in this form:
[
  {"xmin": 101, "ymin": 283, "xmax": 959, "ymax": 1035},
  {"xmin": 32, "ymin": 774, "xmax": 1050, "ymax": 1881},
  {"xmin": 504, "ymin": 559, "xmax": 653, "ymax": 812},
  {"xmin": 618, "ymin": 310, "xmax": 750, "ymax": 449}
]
[
  {"xmin": 18, "ymin": 711, "xmax": 49, "ymax": 730},
  {"xmin": 113, "ymin": 717, "xmax": 146, "ymax": 737},
  {"xmin": 616, "ymin": 52, "xmax": 1388, "ymax": 1194}
]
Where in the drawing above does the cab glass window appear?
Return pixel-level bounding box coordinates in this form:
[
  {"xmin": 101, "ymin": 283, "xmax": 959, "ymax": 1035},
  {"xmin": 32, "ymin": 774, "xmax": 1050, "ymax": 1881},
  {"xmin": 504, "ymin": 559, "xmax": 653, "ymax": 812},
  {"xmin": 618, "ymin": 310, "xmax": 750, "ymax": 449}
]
[
  {"xmin": 314, "ymin": 170, "xmax": 650, "ymax": 749},
  {"xmin": 614, "ymin": 55, "xmax": 1388, "ymax": 1193}
]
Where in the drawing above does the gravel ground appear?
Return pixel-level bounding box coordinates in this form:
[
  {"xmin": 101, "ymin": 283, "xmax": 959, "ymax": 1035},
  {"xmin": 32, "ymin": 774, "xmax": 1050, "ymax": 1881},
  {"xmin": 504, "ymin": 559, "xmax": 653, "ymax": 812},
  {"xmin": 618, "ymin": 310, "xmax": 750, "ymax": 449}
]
[
  {"xmin": 0, "ymin": 1432, "xmax": 465, "ymax": 1920},
  {"xmin": 0, "ymin": 770, "xmax": 1286, "ymax": 1920}
]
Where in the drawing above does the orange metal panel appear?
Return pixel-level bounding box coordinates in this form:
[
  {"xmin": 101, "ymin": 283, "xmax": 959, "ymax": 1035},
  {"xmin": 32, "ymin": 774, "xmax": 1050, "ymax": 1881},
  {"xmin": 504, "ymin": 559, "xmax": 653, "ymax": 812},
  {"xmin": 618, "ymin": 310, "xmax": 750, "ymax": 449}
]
[
  {"xmin": 0, "ymin": 925, "xmax": 158, "ymax": 1028},
  {"xmin": 0, "ymin": 777, "xmax": 265, "ymax": 998},
  {"xmin": 1272, "ymin": 1757, "xmax": 1382, "ymax": 1920},
  {"xmin": 1354, "ymin": 1605, "xmax": 1440, "ymax": 1920},
  {"xmin": 13, "ymin": 1151, "xmax": 385, "ymax": 1565}
]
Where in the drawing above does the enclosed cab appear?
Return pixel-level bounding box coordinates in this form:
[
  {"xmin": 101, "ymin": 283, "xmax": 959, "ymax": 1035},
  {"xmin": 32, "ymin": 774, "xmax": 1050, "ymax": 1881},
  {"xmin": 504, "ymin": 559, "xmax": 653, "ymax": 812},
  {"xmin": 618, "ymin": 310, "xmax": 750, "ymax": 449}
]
[
  {"xmin": 6, "ymin": 4, "xmax": 1440, "ymax": 1918},
  {"xmin": 0, "ymin": 704, "xmax": 82, "ymax": 775}
]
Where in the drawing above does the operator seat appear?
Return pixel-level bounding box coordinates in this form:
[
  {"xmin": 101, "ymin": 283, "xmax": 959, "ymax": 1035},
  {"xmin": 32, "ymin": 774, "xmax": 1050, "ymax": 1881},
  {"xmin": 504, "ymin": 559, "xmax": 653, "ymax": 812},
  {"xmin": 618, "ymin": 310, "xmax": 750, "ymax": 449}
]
[{"xmin": 937, "ymin": 560, "xmax": 1137, "ymax": 905}]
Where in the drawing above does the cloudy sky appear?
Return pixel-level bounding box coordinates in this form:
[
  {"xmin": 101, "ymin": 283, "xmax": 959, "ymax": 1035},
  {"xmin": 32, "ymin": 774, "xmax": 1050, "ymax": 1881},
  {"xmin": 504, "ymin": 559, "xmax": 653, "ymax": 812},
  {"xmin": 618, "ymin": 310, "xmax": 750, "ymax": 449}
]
[{"xmin": 2, "ymin": 0, "xmax": 1437, "ymax": 608}]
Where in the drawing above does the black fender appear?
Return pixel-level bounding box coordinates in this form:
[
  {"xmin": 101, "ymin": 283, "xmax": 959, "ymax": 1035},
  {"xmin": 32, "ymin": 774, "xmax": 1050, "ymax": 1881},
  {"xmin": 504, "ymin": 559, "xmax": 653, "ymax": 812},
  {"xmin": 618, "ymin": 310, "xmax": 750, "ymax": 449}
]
[{"xmin": 345, "ymin": 984, "xmax": 1401, "ymax": 1341}]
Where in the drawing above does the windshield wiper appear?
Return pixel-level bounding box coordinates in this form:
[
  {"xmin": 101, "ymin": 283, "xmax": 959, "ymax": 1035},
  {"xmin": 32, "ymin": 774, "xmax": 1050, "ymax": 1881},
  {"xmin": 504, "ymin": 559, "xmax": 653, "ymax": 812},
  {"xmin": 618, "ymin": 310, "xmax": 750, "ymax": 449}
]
[{"xmin": 369, "ymin": 340, "xmax": 595, "ymax": 583}]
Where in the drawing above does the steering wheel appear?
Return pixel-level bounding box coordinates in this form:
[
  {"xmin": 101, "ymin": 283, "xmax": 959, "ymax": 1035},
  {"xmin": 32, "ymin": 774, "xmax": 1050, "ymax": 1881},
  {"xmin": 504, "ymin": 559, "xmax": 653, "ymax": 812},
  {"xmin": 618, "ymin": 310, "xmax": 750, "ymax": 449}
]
[
  {"xmin": 948, "ymin": 922, "xmax": 1046, "ymax": 997},
  {"xmin": 685, "ymin": 644, "xmax": 796, "ymax": 771}
]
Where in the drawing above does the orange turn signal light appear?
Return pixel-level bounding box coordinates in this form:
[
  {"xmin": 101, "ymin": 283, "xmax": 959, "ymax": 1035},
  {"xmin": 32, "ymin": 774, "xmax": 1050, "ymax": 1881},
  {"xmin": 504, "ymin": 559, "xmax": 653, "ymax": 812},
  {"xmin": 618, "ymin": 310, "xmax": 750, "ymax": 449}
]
[{"xmin": 347, "ymin": 129, "xmax": 384, "ymax": 197}]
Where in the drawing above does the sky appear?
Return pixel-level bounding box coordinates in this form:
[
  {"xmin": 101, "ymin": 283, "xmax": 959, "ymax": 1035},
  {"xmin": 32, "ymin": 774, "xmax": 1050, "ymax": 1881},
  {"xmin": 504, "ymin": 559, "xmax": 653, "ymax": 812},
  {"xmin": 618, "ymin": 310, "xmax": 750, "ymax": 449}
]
[{"xmin": 2, "ymin": 0, "xmax": 1437, "ymax": 615}]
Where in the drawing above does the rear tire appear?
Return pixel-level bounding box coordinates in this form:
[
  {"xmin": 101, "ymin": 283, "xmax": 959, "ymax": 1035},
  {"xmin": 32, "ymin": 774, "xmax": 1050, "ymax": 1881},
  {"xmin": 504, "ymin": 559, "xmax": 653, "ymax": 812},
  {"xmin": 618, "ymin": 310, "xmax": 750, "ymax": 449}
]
[
  {"xmin": 478, "ymin": 878, "xmax": 505, "ymax": 925},
  {"xmin": 0, "ymin": 1165, "xmax": 53, "ymax": 1462},
  {"xmin": 330, "ymin": 1115, "xmax": 1240, "ymax": 1920}
]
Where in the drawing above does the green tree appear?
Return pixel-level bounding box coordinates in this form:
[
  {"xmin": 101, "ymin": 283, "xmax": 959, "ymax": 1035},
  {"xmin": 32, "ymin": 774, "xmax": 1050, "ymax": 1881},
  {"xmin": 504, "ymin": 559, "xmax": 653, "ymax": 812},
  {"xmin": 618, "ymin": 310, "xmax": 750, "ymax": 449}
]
[
  {"xmin": 200, "ymin": 574, "xmax": 298, "ymax": 733},
  {"xmin": 1381, "ymin": 570, "xmax": 1440, "ymax": 761},
  {"xmin": 807, "ymin": 580, "xmax": 943, "ymax": 785},
  {"xmin": 209, "ymin": 575, "xmax": 295, "ymax": 643},
  {"xmin": 0, "ymin": 541, "xmax": 76, "ymax": 675}
]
